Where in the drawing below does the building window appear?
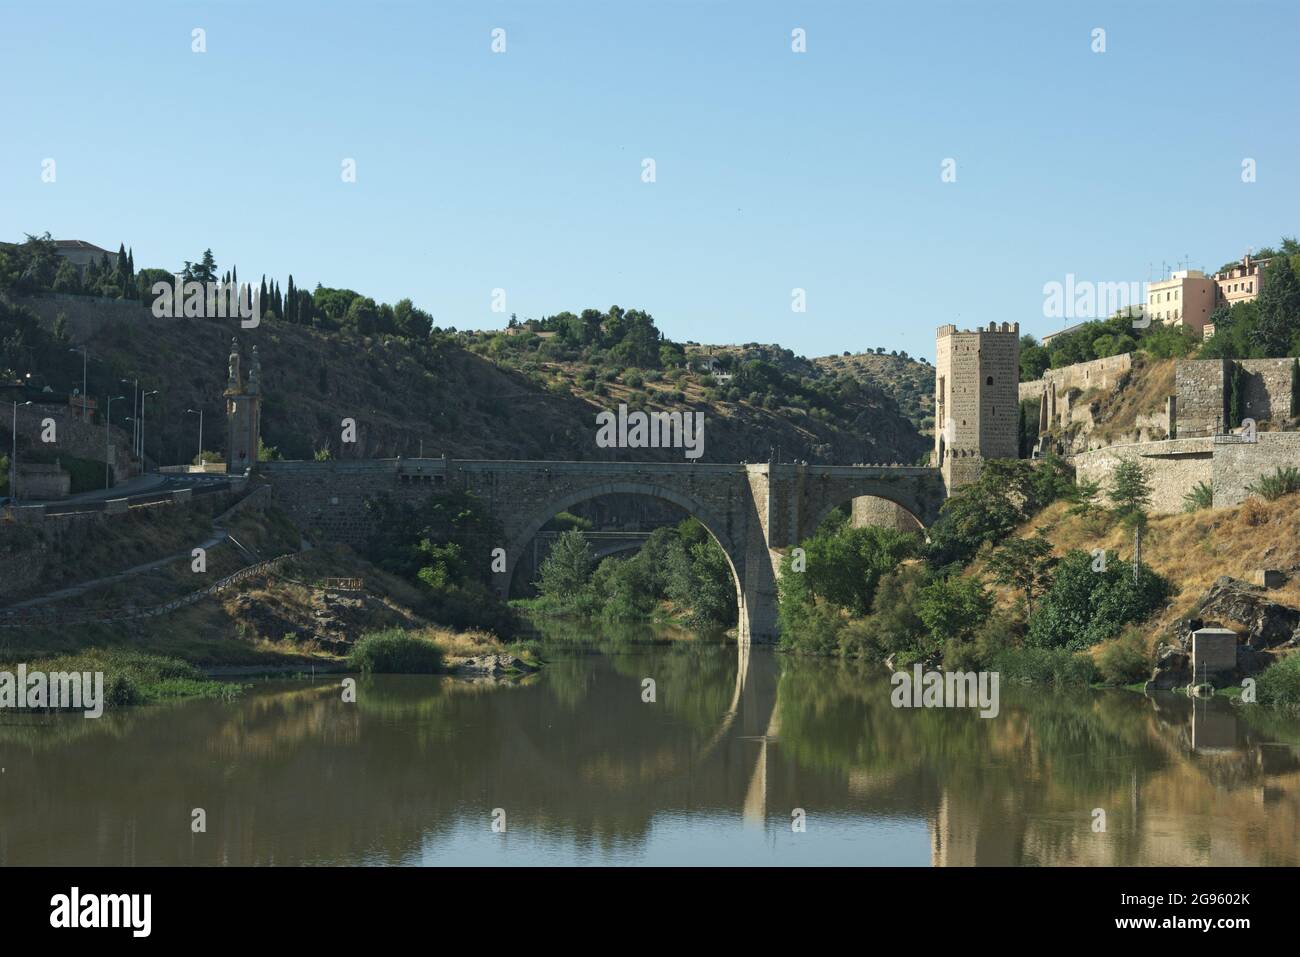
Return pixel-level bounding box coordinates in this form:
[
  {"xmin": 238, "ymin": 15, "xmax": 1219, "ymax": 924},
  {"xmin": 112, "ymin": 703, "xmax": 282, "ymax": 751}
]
[{"xmin": 985, "ymin": 375, "xmax": 993, "ymax": 386}]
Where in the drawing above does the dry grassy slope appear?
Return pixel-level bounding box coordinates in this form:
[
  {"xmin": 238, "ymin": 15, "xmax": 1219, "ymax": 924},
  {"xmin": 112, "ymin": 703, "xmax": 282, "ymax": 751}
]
[
  {"xmin": 1070, "ymin": 356, "xmax": 1174, "ymax": 445},
  {"xmin": 977, "ymin": 493, "xmax": 1300, "ymax": 655},
  {"xmin": 81, "ymin": 310, "xmax": 927, "ymax": 465}
]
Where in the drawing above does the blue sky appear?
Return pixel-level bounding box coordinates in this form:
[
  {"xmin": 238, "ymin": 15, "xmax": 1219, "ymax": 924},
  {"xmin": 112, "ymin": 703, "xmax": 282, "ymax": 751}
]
[{"xmin": 1, "ymin": 0, "xmax": 1296, "ymax": 362}]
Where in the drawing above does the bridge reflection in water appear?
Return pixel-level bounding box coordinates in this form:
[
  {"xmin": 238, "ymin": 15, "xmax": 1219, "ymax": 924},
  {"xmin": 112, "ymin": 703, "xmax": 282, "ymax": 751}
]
[{"xmin": 1, "ymin": 633, "xmax": 1299, "ymax": 866}]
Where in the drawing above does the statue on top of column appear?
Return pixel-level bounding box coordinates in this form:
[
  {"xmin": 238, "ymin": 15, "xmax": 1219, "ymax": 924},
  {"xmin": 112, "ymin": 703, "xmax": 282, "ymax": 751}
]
[{"xmin": 227, "ymin": 337, "xmax": 241, "ymax": 392}]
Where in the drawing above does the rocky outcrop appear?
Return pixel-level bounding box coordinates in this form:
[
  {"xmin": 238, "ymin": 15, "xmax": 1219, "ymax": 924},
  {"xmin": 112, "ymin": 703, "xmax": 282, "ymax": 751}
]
[
  {"xmin": 454, "ymin": 653, "xmax": 539, "ymax": 678},
  {"xmin": 1145, "ymin": 645, "xmax": 1191, "ymax": 691},
  {"xmin": 1189, "ymin": 576, "xmax": 1300, "ymax": 649},
  {"xmin": 1147, "ymin": 577, "xmax": 1300, "ymax": 691}
]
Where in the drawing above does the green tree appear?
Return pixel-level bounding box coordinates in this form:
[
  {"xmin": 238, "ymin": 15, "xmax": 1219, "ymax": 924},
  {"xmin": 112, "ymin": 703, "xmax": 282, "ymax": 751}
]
[
  {"xmin": 1020, "ymin": 335, "xmax": 1050, "ymax": 381},
  {"xmin": 926, "ymin": 458, "xmax": 1071, "ymax": 568},
  {"xmin": 1108, "ymin": 459, "xmax": 1151, "ymax": 529},
  {"xmin": 184, "ymin": 249, "xmax": 218, "ymax": 284},
  {"xmin": 343, "ymin": 296, "xmax": 380, "ymax": 335},
  {"xmin": 1065, "ymin": 478, "xmax": 1104, "ymax": 517},
  {"xmin": 918, "ymin": 575, "xmax": 992, "ymax": 649},
  {"xmin": 802, "ymin": 521, "xmax": 919, "ymax": 616},
  {"xmin": 51, "ymin": 258, "xmax": 81, "ymax": 294},
  {"xmin": 987, "ymin": 533, "xmax": 1055, "ymax": 616},
  {"xmin": 537, "ymin": 529, "xmax": 594, "ymax": 599},
  {"xmin": 1253, "ymin": 256, "xmax": 1300, "ymax": 356},
  {"xmin": 8, "ymin": 233, "xmax": 60, "ymax": 292},
  {"xmin": 1028, "ymin": 550, "xmax": 1169, "ymax": 650},
  {"xmin": 256, "ymin": 437, "xmax": 279, "ymax": 462}
]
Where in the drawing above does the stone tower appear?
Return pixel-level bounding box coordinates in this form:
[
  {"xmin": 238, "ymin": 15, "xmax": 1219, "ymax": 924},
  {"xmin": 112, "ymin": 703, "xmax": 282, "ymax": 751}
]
[
  {"xmin": 934, "ymin": 322, "xmax": 1020, "ymax": 490},
  {"xmin": 225, "ymin": 338, "xmax": 263, "ymax": 475}
]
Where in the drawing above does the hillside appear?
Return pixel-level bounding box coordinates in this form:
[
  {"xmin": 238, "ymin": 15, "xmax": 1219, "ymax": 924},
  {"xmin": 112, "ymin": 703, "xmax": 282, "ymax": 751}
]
[
  {"xmin": 812, "ymin": 350, "xmax": 935, "ymax": 432},
  {"xmin": 12, "ymin": 295, "xmax": 928, "ymax": 466},
  {"xmin": 975, "ymin": 491, "xmax": 1300, "ymax": 658}
]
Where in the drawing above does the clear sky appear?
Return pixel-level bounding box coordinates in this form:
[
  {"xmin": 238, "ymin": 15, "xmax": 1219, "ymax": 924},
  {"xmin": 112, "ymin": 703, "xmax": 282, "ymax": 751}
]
[{"xmin": 2, "ymin": 0, "xmax": 1296, "ymax": 362}]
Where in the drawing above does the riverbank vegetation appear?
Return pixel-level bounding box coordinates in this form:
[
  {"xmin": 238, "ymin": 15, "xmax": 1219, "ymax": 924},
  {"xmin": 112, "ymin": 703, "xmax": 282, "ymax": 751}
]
[
  {"xmin": 1, "ymin": 649, "xmax": 246, "ymax": 708},
  {"xmin": 362, "ymin": 491, "xmax": 519, "ymax": 638},
  {"xmin": 348, "ymin": 626, "xmax": 542, "ymax": 675},
  {"xmin": 1257, "ymin": 653, "xmax": 1300, "ymax": 712},
  {"xmin": 776, "ymin": 456, "xmax": 1178, "ymax": 687},
  {"xmin": 776, "ymin": 451, "xmax": 1300, "ymax": 708},
  {"xmin": 348, "ymin": 629, "xmax": 444, "ymax": 674},
  {"xmin": 519, "ymin": 518, "xmax": 736, "ymax": 629}
]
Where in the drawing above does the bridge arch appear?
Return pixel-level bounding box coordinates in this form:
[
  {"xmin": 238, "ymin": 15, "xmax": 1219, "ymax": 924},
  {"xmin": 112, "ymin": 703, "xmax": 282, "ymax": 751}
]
[
  {"xmin": 807, "ymin": 489, "xmax": 927, "ymax": 539},
  {"xmin": 500, "ymin": 480, "xmax": 751, "ymax": 637}
]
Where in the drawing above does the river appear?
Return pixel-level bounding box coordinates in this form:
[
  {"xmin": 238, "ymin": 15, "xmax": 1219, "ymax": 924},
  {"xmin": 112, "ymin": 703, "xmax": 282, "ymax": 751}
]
[{"xmin": 2, "ymin": 620, "xmax": 1298, "ymax": 865}]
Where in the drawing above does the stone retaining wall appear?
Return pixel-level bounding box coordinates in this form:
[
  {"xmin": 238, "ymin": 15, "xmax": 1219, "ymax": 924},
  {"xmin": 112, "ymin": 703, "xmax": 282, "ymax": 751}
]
[
  {"xmin": 1070, "ymin": 431, "xmax": 1300, "ymax": 513},
  {"xmin": 1212, "ymin": 432, "xmax": 1300, "ymax": 507},
  {"xmin": 1070, "ymin": 438, "xmax": 1213, "ymax": 514}
]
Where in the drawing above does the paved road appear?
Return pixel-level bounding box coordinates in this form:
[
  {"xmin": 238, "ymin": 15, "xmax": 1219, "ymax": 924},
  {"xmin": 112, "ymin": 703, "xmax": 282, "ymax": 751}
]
[{"xmin": 10, "ymin": 472, "xmax": 237, "ymax": 515}]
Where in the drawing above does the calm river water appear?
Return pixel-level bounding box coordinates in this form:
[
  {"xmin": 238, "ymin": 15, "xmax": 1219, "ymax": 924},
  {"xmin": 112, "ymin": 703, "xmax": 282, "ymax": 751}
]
[{"xmin": 2, "ymin": 622, "xmax": 1299, "ymax": 866}]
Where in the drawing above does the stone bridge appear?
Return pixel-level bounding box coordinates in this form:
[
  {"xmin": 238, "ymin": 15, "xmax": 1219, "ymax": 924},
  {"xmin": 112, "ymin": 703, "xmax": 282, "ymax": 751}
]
[{"xmin": 262, "ymin": 458, "xmax": 946, "ymax": 643}]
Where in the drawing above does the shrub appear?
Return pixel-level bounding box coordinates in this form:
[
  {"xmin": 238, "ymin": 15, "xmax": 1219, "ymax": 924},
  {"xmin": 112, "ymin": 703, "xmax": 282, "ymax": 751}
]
[
  {"xmin": 1028, "ymin": 550, "xmax": 1171, "ymax": 651},
  {"xmin": 866, "ymin": 564, "xmax": 931, "ymax": 656},
  {"xmin": 1247, "ymin": 466, "xmax": 1300, "ymax": 502},
  {"xmin": 776, "ymin": 598, "xmax": 845, "ymax": 656},
  {"xmin": 837, "ymin": 617, "xmax": 886, "ymax": 660},
  {"xmin": 918, "ymin": 574, "xmax": 992, "ymax": 648},
  {"xmin": 1096, "ymin": 626, "xmax": 1150, "ymax": 685},
  {"xmin": 990, "ymin": 646, "xmax": 1098, "ymax": 686},
  {"xmin": 348, "ymin": 629, "xmax": 444, "ymax": 674},
  {"xmin": 1241, "ymin": 498, "xmax": 1269, "ymax": 526},
  {"xmin": 1257, "ymin": 653, "xmax": 1300, "ymax": 710},
  {"xmin": 1182, "ymin": 481, "xmax": 1213, "ymax": 513}
]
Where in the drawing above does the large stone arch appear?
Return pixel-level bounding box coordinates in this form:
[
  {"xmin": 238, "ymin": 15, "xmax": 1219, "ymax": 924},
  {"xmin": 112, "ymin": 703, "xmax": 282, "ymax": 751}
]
[{"xmin": 499, "ymin": 480, "xmax": 757, "ymax": 640}]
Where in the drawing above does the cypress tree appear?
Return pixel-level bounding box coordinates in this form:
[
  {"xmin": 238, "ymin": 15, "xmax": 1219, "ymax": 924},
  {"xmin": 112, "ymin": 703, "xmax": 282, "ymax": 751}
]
[
  {"xmin": 286, "ymin": 276, "xmax": 295, "ymax": 323},
  {"xmin": 259, "ymin": 277, "xmax": 268, "ymax": 317}
]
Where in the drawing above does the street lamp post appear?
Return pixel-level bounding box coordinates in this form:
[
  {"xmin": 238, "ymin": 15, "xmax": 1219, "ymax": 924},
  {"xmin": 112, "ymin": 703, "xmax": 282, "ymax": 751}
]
[
  {"xmin": 140, "ymin": 390, "xmax": 159, "ymax": 473},
  {"xmin": 105, "ymin": 395, "xmax": 125, "ymax": 489},
  {"xmin": 122, "ymin": 378, "xmax": 138, "ymax": 462},
  {"xmin": 69, "ymin": 347, "xmax": 88, "ymax": 421},
  {"xmin": 185, "ymin": 408, "xmax": 203, "ymax": 469},
  {"xmin": 10, "ymin": 400, "xmax": 32, "ymax": 503}
]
